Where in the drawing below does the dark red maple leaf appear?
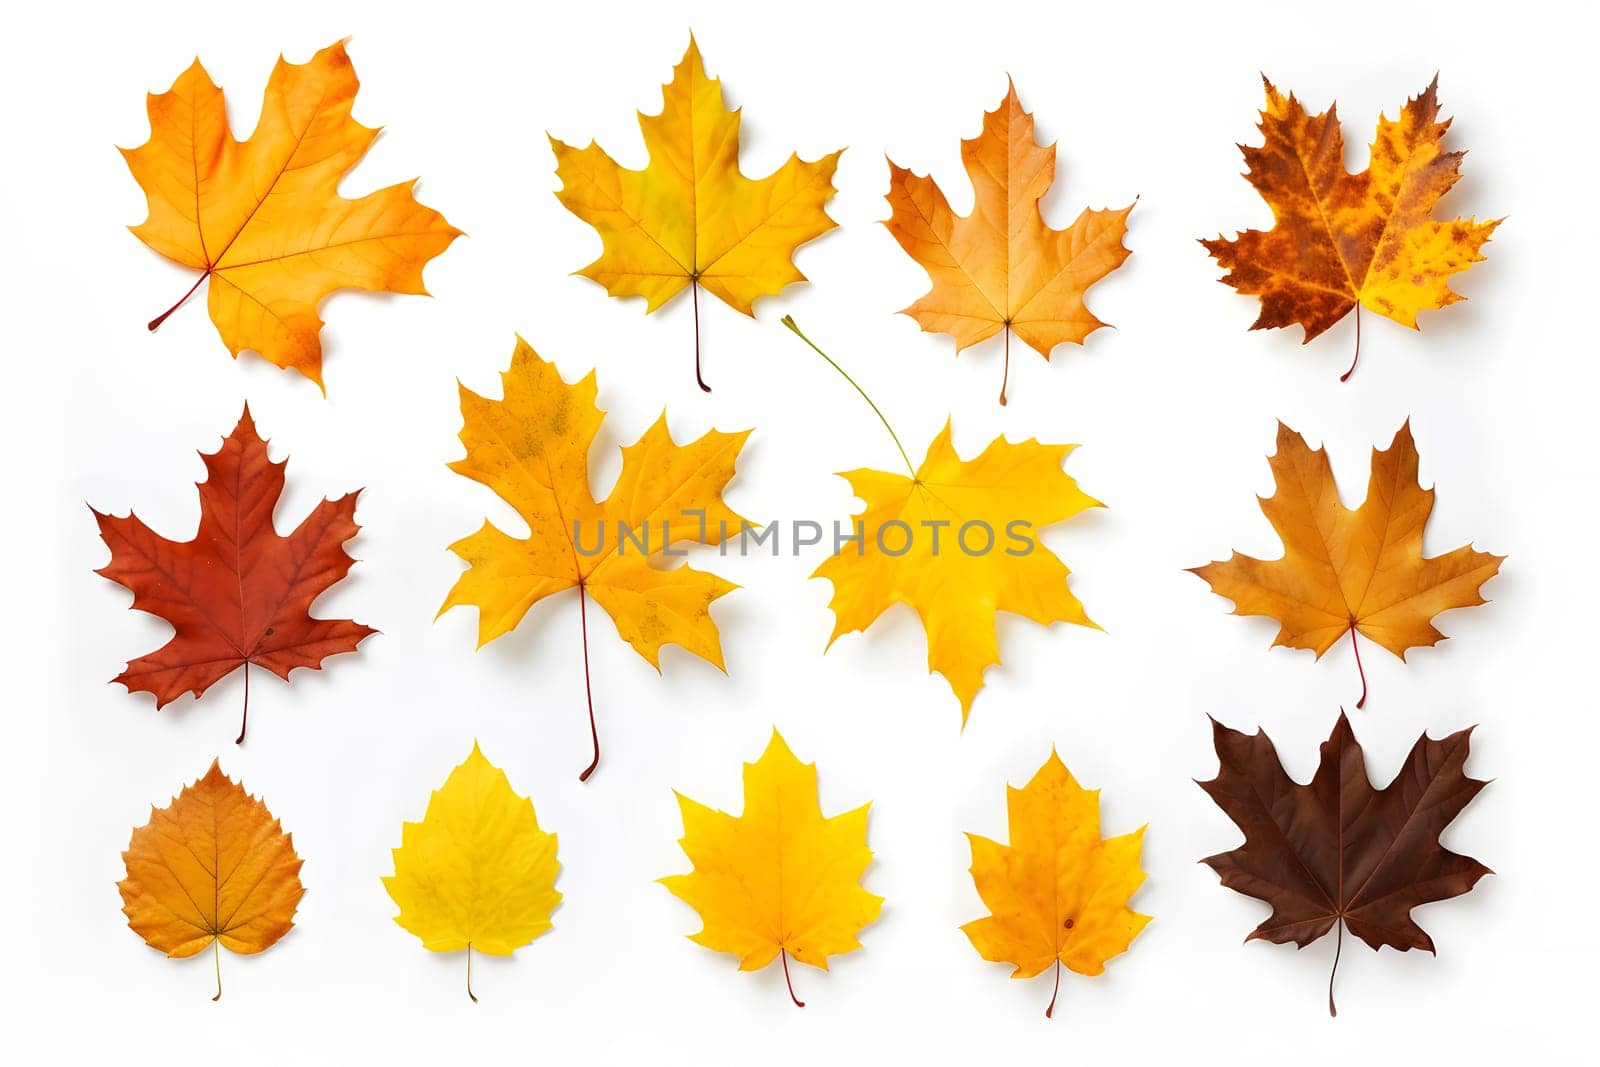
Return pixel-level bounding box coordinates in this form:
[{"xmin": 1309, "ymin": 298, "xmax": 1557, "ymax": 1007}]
[
  {"xmin": 1198, "ymin": 711, "xmax": 1490, "ymax": 1016},
  {"xmin": 91, "ymin": 407, "xmax": 374, "ymax": 742}
]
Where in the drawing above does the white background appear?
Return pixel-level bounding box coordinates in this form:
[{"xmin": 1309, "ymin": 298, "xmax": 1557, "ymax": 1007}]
[{"xmin": 2, "ymin": 0, "xmax": 1592, "ymax": 1060}]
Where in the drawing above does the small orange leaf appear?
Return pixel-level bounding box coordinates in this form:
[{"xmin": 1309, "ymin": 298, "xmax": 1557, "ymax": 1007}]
[{"xmin": 118, "ymin": 761, "xmax": 304, "ymax": 999}]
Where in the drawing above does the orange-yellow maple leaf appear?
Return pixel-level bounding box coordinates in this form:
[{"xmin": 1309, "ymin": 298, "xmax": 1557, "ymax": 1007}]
[
  {"xmin": 550, "ymin": 37, "xmax": 841, "ymax": 391},
  {"xmin": 1190, "ymin": 421, "xmax": 1504, "ymax": 705},
  {"xmin": 439, "ymin": 337, "xmax": 750, "ymax": 780},
  {"xmin": 123, "ymin": 40, "xmax": 461, "ymax": 388},
  {"xmin": 962, "ymin": 750, "xmax": 1149, "ymax": 1017},
  {"xmin": 884, "ymin": 82, "xmax": 1133, "ymax": 404},
  {"xmin": 1201, "ymin": 77, "xmax": 1498, "ymax": 379},
  {"xmin": 118, "ymin": 761, "xmax": 304, "ymax": 1000}
]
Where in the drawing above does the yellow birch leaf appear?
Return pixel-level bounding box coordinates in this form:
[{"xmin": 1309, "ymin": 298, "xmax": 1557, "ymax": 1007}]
[{"xmin": 383, "ymin": 742, "xmax": 561, "ymax": 1000}]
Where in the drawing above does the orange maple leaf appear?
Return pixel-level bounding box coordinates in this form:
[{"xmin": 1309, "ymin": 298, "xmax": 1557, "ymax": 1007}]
[
  {"xmin": 884, "ymin": 82, "xmax": 1134, "ymax": 404},
  {"xmin": 91, "ymin": 407, "xmax": 374, "ymax": 743},
  {"xmin": 1201, "ymin": 77, "xmax": 1498, "ymax": 379},
  {"xmin": 123, "ymin": 40, "xmax": 461, "ymax": 388},
  {"xmin": 1190, "ymin": 421, "xmax": 1504, "ymax": 706}
]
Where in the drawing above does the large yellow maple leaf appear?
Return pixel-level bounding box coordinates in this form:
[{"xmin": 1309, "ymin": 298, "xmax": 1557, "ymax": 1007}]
[
  {"xmin": 1201, "ymin": 78, "xmax": 1498, "ymax": 379},
  {"xmin": 123, "ymin": 40, "xmax": 461, "ymax": 388},
  {"xmin": 118, "ymin": 761, "xmax": 304, "ymax": 1000},
  {"xmin": 384, "ymin": 743, "xmax": 561, "ymax": 1001},
  {"xmin": 439, "ymin": 337, "xmax": 749, "ymax": 779},
  {"xmin": 1190, "ymin": 421, "xmax": 1504, "ymax": 705},
  {"xmin": 550, "ymin": 38, "xmax": 841, "ymax": 391},
  {"xmin": 885, "ymin": 82, "xmax": 1134, "ymax": 404},
  {"xmin": 660, "ymin": 730, "xmax": 882, "ymax": 1007},
  {"xmin": 816, "ymin": 420, "xmax": 1100, "ymax": 724},
  {"xmin": 963, "ymin": 750, "xmax": 1150, "ymax": 1017}
]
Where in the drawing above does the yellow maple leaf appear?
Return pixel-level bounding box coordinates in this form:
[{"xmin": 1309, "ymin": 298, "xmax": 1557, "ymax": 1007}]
[
  {"xmin": 123, "ymin": 40, "xmax": 461, "ymax": 388},
  {"xmin": 660, "ymin": 730, "xmax": 882, "ymax": 1007},
  {"xmin": 816, "ymin": 421, "xmax": 1100, "ymax": 723},
  {"xmin": 118, "ymin": 760, "xmax": 304, "ymax": 1000},
  {"xmin": 383, "ymin": 743, "xmax": 561, "ymax": 1001},
  {"xmin": 439, "ymin": 337, "xmax": 749, "ymax": 779},
  {"xmin": 550, "ymin": 37, "xmax": 842, "ymax": 390},
  {"xmin": 1190, "ymin": 421, "xmax": 1504, "ymax": 705},
  {"xmin": 1201, "ymin": 77, "xmax": 1498, "ymax": 379},
  {"xmin": 885, "ymin": 82, "xmax": 1134, "ymax": 404},
  {"xmin": 962, "ymin": 750, "xmax": 1150, "ymax": 1017}
]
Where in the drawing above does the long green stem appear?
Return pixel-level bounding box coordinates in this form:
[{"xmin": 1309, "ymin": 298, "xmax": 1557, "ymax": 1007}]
[{"xmin": 781, "ymin": 316, "xmax": 915, "ymax": 477}]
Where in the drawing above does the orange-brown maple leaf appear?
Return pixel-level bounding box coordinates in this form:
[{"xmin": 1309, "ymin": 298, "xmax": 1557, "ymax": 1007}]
[
  {"xmin": 91, "ymin": 407, "xmax": 374, "ymax": 742},
  {"xmin": 1201, "ymin": 77, "xmax": 1498, "ymax": 379}
]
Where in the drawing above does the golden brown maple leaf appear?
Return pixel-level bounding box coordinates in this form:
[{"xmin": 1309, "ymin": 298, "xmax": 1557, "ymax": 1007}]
[
  {"xmin": 660, "ymin": 730, "xmax": 882, "ymax": 1008},
  {"xmin": 963, "ymin": 750, "xmax": 1150, "ymax": 1017},
  {"xmin": 439, "ymin": 337, "xmax": 749, "ymax": 780},
  {"xmin": 884, "ymin": 82, "xmax": 1134, "ymax": 404},
  {"xmin": 123, "ymin": 40, "xmax": 461, "ymax": 388},
  {"xmin": 119, "ymin": 761, "xmax": 304, "ymax": 1000},
  {"xmin": 1190, "ymin": 421, "xmax": 1504, "ymax": 705},
  {"xmin": 1201, "ymin": 77, "xmax": 1498, "ymax": 379},
  {"xmin": 551, "ymin": 37, "xmax": 841, "ymax": 391}
]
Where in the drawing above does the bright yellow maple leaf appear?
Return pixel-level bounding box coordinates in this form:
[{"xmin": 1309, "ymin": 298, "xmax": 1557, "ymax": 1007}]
[
  {"xmin": 1190, "ymin": 421, "xmax": 1504, "ymax": 705},
  {"xmin": 815, "ymin": 420, "xmax": 1101, "ymax": 724},
  {"xmin": 383, "ymin": 743, "xmax": 560, "ymax": 1001},
  {"xmin": 551, "ymin": 37, "xmax": 842, "ymax": 390},
  {"xmin": 123, "ymin": 40, "xmax": 461, "ymax": 388},
  {"xmin": 885, "ymin": 82, "xmax": 1134, "ymax": 404},
  {"xmin": 118, "ymin": 761, "xmax": 304, "ymax": 1000},
  {"xmin": 439, "ymin": 337, "xmax": 749, "ymax": 779},
  {"xmin": 1201, "ymin": 77, "xmax": 1498, "ymax": 379},
  {"xmin": 660, "ymin": 730, "xmax": 882, "ymax": 1007},
  {"xmin": 962, "ymin": 750, "xmax": 1150, "ymax": 1017}
]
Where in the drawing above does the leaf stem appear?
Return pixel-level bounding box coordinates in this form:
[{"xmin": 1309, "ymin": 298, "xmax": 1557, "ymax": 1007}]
[
  {"xmin": 999, "ymin": 325, "xmax": 1011, "ymax": 407},
  {"xmin": 1045, "ymin": 957, "xmax": 1062, "ymax": 1018},
  {"xmin": 692, "ymin": 278, "xmax": 710, "ymax": 393},
  {"xmin": 577, "ymin": 582, "xmax": 601, "ymax": 782},
  {"xmin": 236, "ymin": 661, "xmax": 250, "ymax": 745},
  {"xmin": 1340, "ymin": 305, "xmax": 1362, "ymax": 382},
  {"xmin": 149, "ymin": 271, "xmax": 211, "ymax": 332},
  {"xmin": 1328, "ymin": 918, "xmax": 1342, "ymax": 1017},
  {"xmin": 211, "ymin": 938, "xmax": 222, "ymax": 1002},
  {"xmin": 1349, "ymin": 624, "xmax": 1367, "ymax": 710},
  {"xmin": 781, "ymin": 316, "xmax": 916, "ymax": 478},
  {"xmin": 780, "ymin": 948, "xmax": 805, "ymax": 1008},
  {"xmin": 467, "ymin": 942, "xmax": 478, "ymax": 1003}
]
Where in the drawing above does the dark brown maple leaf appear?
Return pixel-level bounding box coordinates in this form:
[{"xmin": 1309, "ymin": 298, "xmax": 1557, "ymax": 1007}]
[
  {"xmin": 91, "ymin": 407, "xmax": 374, "ymax": 743},
  {"xmin": 1198, "ymin": 712, "xmax": 1490, "ymax": 1016}
]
